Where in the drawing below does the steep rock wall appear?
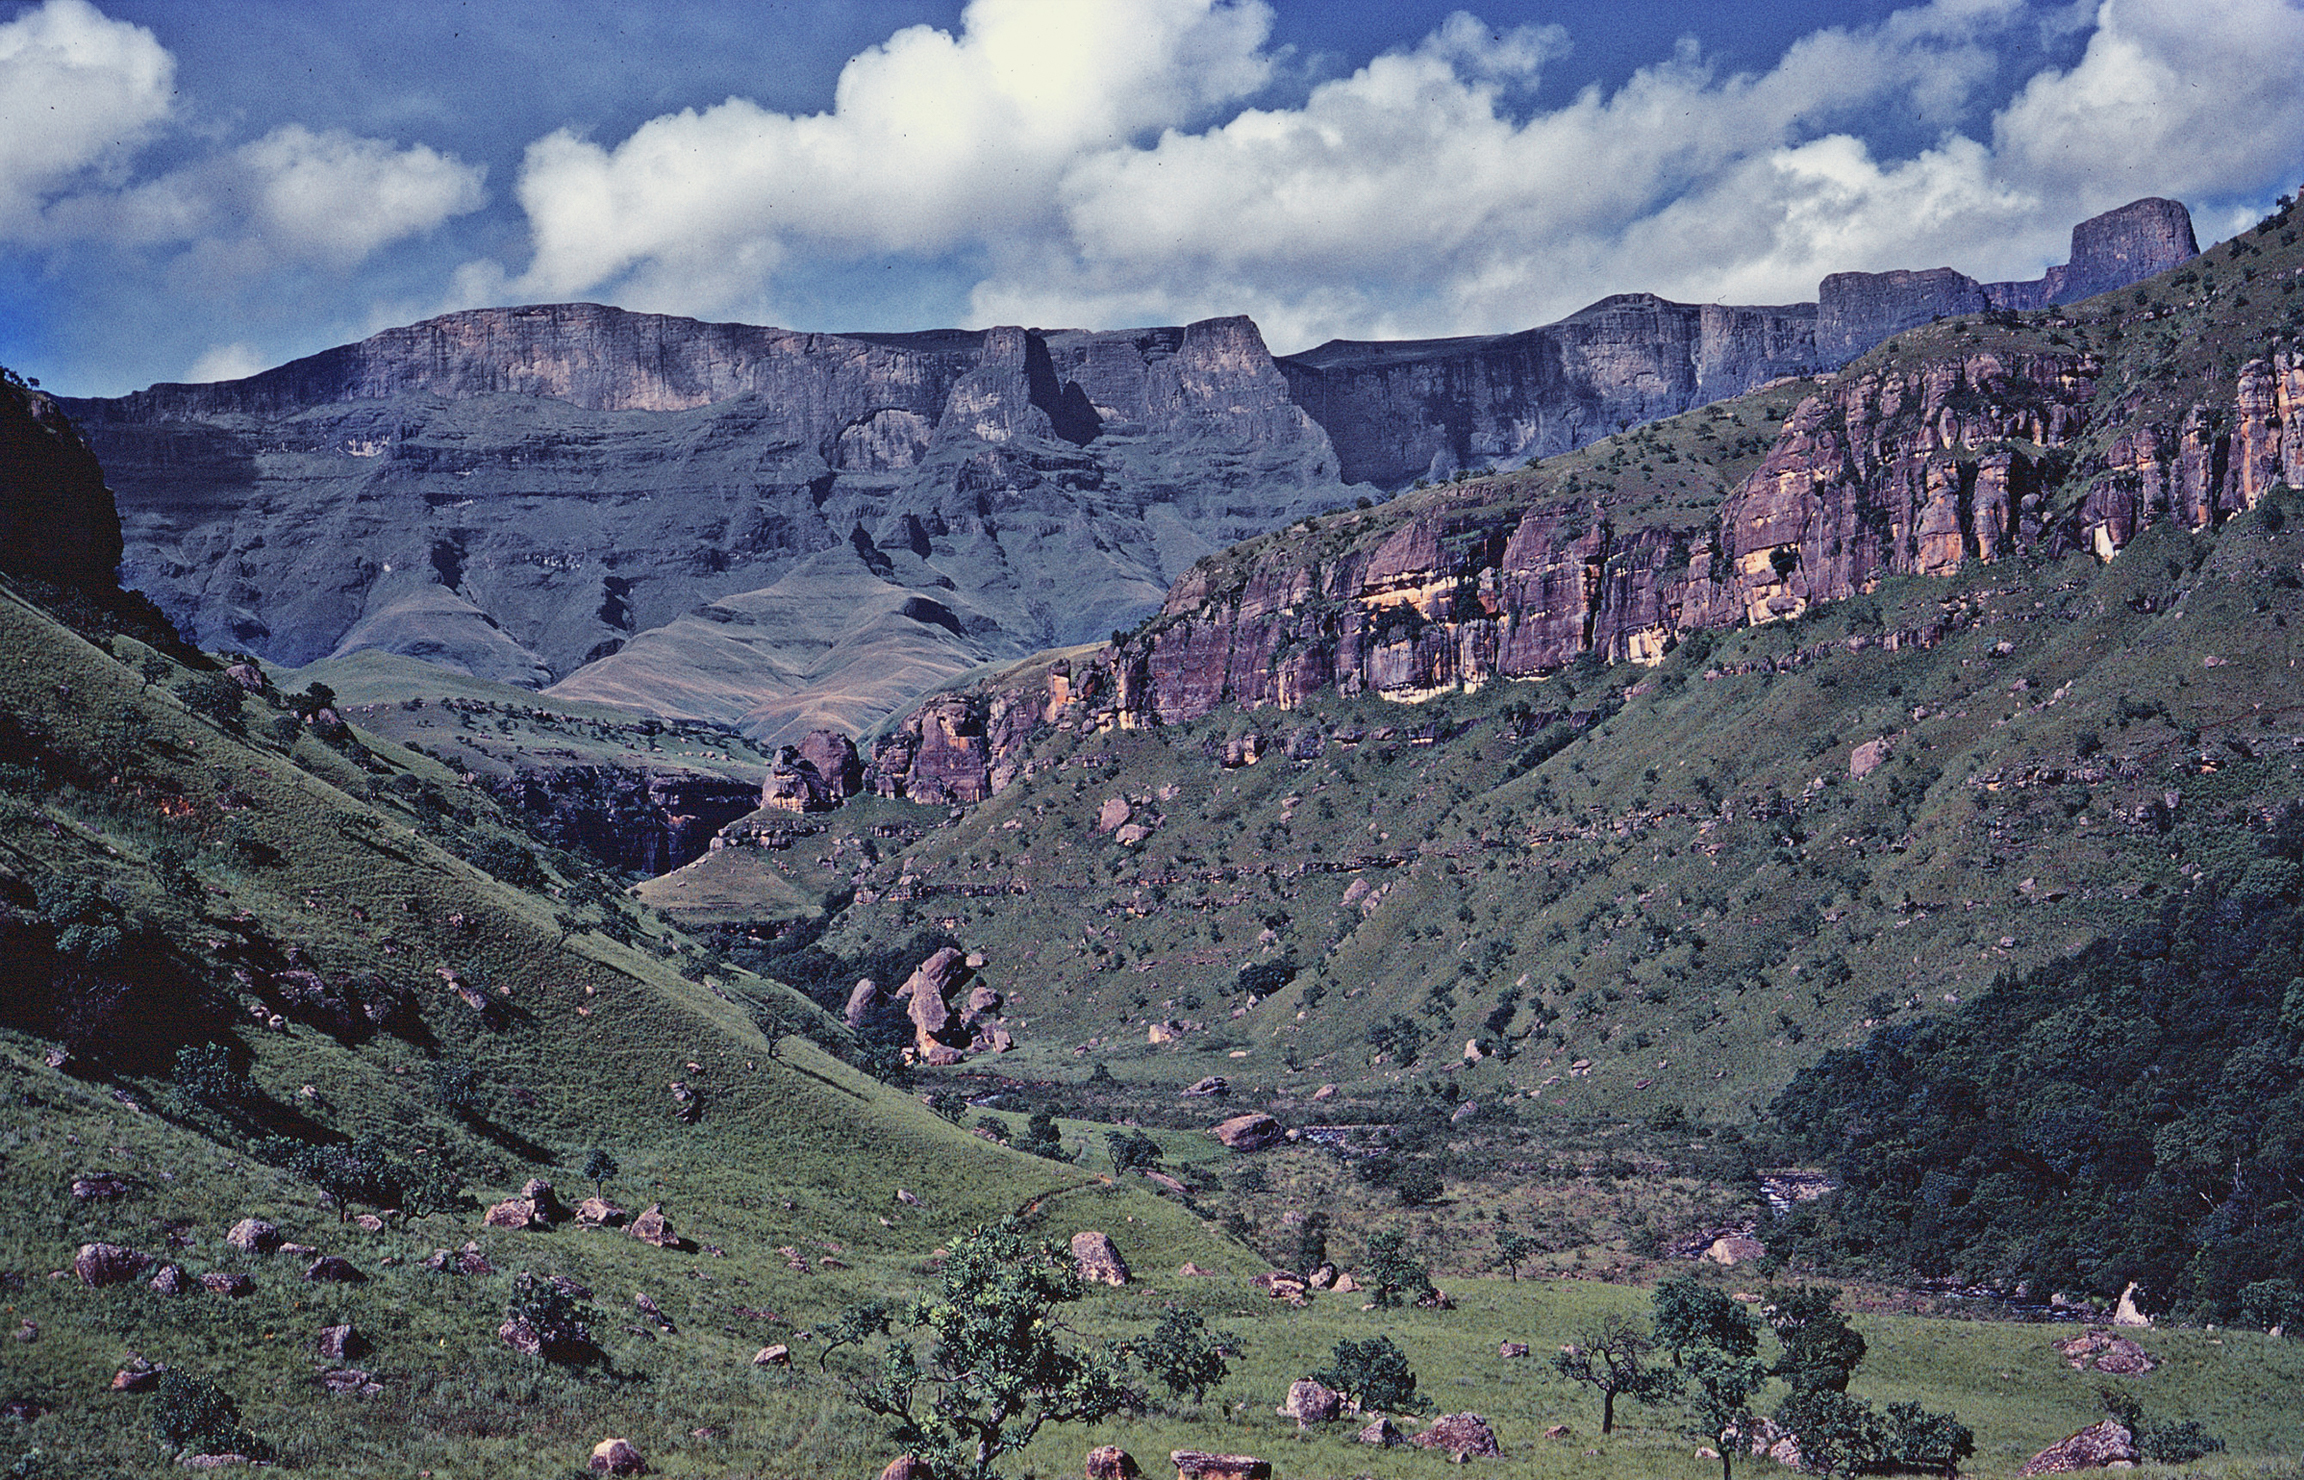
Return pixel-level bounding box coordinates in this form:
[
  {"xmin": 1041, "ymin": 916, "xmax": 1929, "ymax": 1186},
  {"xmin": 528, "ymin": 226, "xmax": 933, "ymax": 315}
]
[{"xmin": 1, "ymin": 372, "xmax": 121, "ymax": 590}]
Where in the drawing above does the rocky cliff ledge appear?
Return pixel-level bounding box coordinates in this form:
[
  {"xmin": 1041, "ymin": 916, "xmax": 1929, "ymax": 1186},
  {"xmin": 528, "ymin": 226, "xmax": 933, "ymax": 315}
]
[
  {"xmin": 861, "ymin": 326, "xmax": 2304, "ymax": 803},
  {"xmin": 1818, "ymin": 198, "xmax": 2197, "ymax": 364}
]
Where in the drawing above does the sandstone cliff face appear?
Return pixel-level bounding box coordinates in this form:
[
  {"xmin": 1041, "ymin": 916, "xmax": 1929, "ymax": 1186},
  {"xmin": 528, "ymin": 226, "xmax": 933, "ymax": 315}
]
[
  {"xmin": 864, "ymin": 337, "xmax": 2304, "ymax": 804},
  {"xmin": 1819, "ymin": 199, "xmax": 2198, "ymax": 365},
  {"xmin": 1280, "ymin": 294, "xmax": 1817, "ymax": 486},
  {"xmin": 1, "ymin": 371, "xmax": 121, "ymax": 590}
]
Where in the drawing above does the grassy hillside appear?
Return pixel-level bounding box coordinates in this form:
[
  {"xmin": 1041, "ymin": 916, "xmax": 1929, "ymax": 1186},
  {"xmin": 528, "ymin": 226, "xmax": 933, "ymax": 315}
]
[{"xmin": 0, "ymin": 577, "xmax": 1235, "ymax": 1477}]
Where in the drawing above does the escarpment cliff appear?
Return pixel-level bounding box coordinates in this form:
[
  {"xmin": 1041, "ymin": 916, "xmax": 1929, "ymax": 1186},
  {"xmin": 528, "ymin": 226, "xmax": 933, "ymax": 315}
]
[
  {"xmin": 1279, "ymin": 294, "xmax": 1818, "ymax": 486},
  {"xmin": 66, "ymin": 307, "xmax": 1352, "ymax": 742},
  {"xmin": 861, "ymin": 266, "xmax": 2304, "ymax": 804}
]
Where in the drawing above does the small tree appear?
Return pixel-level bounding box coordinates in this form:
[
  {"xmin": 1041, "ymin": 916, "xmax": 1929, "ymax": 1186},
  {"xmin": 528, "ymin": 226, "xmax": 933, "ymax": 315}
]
[
  {"xmin": 1492, "ymin": 1230, "xmax": 1540, "ymax": 1282},
  {"xmin": 1767, "ymin": 1285, "xmax": 1866, "ymax": 1395},
  {"xmin": 1107, "ymin": 1128, "xmax": 1162, "ymax": 1172},
  {"xmin": 1284, "ymin": 1210, "xmax": 1331, "ymax": 1277},
  {"xmin": 1775, "ymin": 1388, "xmax": 1886, "ymax": 1478},
  {"xmin": 173, "ymin": 674, "xmax": 245, "ymax": 732},
  {"xmin": 1553, "ymin": 1315, "xmax": 1681, "ymax": 1434},
  {"xmin": 851, "ymin": 1221, "xmax": 1138, "ymax": 1480},
  {"xmin": 1314, "ymin": 1335, "xmax": 1426, "ymax": 1414},
  {"xmin": 1883, "ymin": 1400, "xmax": 1976, "ymax": 1477},
  {"xmin": 1685, "ymin": 1345, "xmax": 1770, "ymax": 1480},
  {"xmin": 583, "ymin": 1147, "xmax": 618, "ymax": 1199},
  {"xmin": 504, "ymin": 1272, "xmax": 600, "ymax": 1365},
  {"xmin": 1015, "ymin": 1107, "xmax": 1072, "ymax": 1161},
  {"xmin": 1137, "ymin": 1306, "xmax": 1234, "ymax": 1405},
  {"xmin": 1361, "ymin": 1229, "xmax": 1435, "ymax": 1308},
  {"xmin": 171, "ymin": 1042, "xmax": 249, "ymax": 1111}
]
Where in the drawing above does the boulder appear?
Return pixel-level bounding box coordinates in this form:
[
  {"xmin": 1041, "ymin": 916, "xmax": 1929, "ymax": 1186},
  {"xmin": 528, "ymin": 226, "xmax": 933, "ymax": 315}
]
[
  {"xmin": 1251, "ymin": 1270, "xmax": 1309, "ymax": 1304},
  {"xmin": 181, "ymin": 1453, "xmax": 258, "ymax": 1469},
  {"xmin": 520, "ymin": 1179, "xmax": 566, "ymax": 1221},
  {"xmin": 630, "ymin": 1203, "xmax": 679, "ymax": 1248},
  {"xmin": 1359, "ymin": 1415, "xmax": 1404, "ymax": 1447},
  {"xmin": 1850, "ymin": 737, "xmax": 1893, "ymax": 778},
  {"xmin": 1307, "ymin": 1263, "xmax": 1338, "ymax": 1290},
  {"xmin": 147, "ymin": 1263, "xmax": 191, "ymax": 1295},
  {"xmin": 2113, "ymin": 1282, "xmax": 2151, "ymax": 1327},
  {"xmin": 752, "ymin": 1344, "xmax": 791, "ymax": 1366},
  {"xmin": 1096, "ymin": 797, "xmax": 1133, "ymax": 834},
  {"xmin": 669, "ymin": 1080, "xmax": 701, "ymax": 1123},
  {"xmin": 224, "ymin": 1217, "xmax": 281, "ymax": 1255},
  {"xmin": 111, "ymin": 1355, "xmax": 166, "ymax": 1391},
  {"xmin": 73, "ymin": 1242, "xmax": 150, "ymax": 1287},
  {"xmin": 1170, "ymin": 1452, "xmax": 1270, "ymax": 1480},
  {"xmin": 1413, "ymin": 1413, "xmax": 1502, "ymax": 1461},
  {"xmin": 1499, "ymin": 1342, "xmax": 1530, "ymax": 1359},
  {"xmin": 1181, "ymin": 1075, "xmax": 1229, "ymax": 1097},
  {"xmin": 879, "ymin": 1458, "xmax": 934, "ymax": 1480},
  {"xmin": 304, "ymin": 1255, "xmax": 365, "ymax": 1284},
  {"xmin": 1703, "ymin": 1234, "xmax": 1766, "ymax": 1266},
  {"xmin": 846, "ymin": 979, "xmax": 887, "ymax": 1029},
  {"xmin": 1086, "ymin": 1445, "xmax": 1140, "ymax": 1480},
  {"xmin": 317, "ymin": 1323, "xmax": 367, "ymax": 1360},
  {"xmin": 2055, "ymin": 1329, "xmax": 2156, "ymax": 1374},
  {"xmin": 1209, "ymin": 1113, "xmax": 1284, "ymax": 1151},
  {"xmin": 2018, "ymin": 1420, "xmax": 2138, "ymax": 1476},
  {"xmin": 575, "ymin": 1197, "xmax": 627, "ymax": 1228},
  {"xmin": 201, "ymin": 1271, "xmax": 254, "ymax": 1297},
  {"xmin": 590, "ymin": 1437, "xmax": 649, "ymax": 1475},
  {"xmin": 1177, "ymin": 1261, "xmax": 1215, "ymax": 1277},
  {"xmin": 425, "ymin": 1241, "xmax": 495, "ymax": 1276},
  {"xmin": 485, "ymin": 1197, "xmax": 545, "ymax": 1230},
  {"xmin": 316, "ymin": 1367, "xmax": 382, "ymax": 1396},
  {"xmin": 1278, "ymin": 1378, "xmax": 1341, "ymax": 1426},
  {"xmin": 71, "ymin": 1171, "xmax": 131, "ymax": 1200},
  {"xmin": 1542, "ymin": 1425, "xmax": 1572, "ymax": 1441},
  {"xmin": 1070, "ymin": 1231, "xmax": 1130, "ymax": 1287}
]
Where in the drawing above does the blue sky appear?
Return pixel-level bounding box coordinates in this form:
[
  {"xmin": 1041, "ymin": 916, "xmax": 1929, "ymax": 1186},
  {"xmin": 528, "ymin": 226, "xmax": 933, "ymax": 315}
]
[{"xmin": 3, "ymin": 0, "xmax": 2300, "ymax": 396}]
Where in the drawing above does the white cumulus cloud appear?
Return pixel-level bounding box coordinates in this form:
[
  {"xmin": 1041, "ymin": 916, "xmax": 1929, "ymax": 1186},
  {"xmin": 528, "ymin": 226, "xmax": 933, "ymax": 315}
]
[{"xmin": 0, "ymin": 0, "xmax": 173, "ymax": 229}]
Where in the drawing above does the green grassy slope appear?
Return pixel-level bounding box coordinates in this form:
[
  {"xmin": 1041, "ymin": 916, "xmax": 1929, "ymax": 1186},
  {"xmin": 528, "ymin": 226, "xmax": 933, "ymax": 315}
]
[{"xmin": 0, "ymin": 579, "xmax": 1235, "ymax": 1478}]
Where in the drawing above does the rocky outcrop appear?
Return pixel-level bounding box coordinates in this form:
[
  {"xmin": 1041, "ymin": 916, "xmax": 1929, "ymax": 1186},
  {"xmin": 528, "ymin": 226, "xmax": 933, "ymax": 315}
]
[
  {"xmin": 1820, "ymin": 199, "xmax": 2197, "ymax": 364},
  {"xmin": 74, "ymin": 1242, "xmax": 151, "ymax": 1286},
  {"xmin": 1282, "ymin": 295, "xmax": 1817, "ymax": 486},
  {"xmin": 1210, "ymin": 1113, "xmax": 1285, "ymax": 1151},
  {"xmin": 486, "ymin": 766, "xmax": 760, "ymax": 875},
  {"xmin": 2018, "ymin": 1420, "xmax": 2137, "ymax": 1475},
  {"xmin": 1413, "ymin": 1413, "xmax": 1503, "ymax": 1460},
  {"xmin": 1279, "ymin": 1379, "xmax": 1342, "ymax": 1426},
  {"xmin": 0, "ymin": 371, "xmax": 121, "ymax": 590},
  {"xmin": 1070, "ymin": 1230, "xmax": 1131, "ymax": 1286}
]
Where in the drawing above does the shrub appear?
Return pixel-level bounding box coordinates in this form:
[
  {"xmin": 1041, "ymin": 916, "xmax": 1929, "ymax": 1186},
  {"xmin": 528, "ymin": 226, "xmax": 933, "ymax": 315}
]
[
  {"xmin": 173, "ymin": 673, "xmax": 245, "ymax": 731},
  {"xmin": 1360, "ymin": 1229, "xmax": 1434, "ymax": 1308},
  {"xmin": 1138, "ymin": 1306, "xmax": 1234, "ymax": 1404},
  {"xmin": 1106, "ymin": 1129, "xmax": 1162, "ymax": 1171},
  {"xmin": 1315, "ymin": 1335, "xmax": 1426, "ymax": 1414},
  {"xmin": 150, "ymin": 1372, "xmax": 270, "ymax": 1460},
  {"xmin": 505, "ymin": 1271, "xmax": 599, "ymax": 1365}
]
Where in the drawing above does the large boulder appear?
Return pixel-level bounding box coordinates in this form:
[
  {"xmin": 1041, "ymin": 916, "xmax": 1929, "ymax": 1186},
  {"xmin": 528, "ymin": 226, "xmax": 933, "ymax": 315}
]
[
  {"xmin": 879, "ymin": 1458, "xmax": 934, "ymax": 1480},
  {"xmin": 630, "ymin": 1203, "xmax": 680, "ymax": 1248},
  {"xmin": 1170, "ymin": 1453, "xmax": 1269, "ymax": 1480},
  {"xmin": 224, "ymin": 1217, "xmax": 281, "ymax": 1255},
  {"xmin": 1703, "ymin": 1234, "xmax": 1766, "ymax": 1266},
  {"xmin": 2018, "ymin": 1420, "xmax": 2138, "ymax": 1475},
  {"xmin": 1358, "ymin": 1415, "xmax": 1404, "ymax": 1447},
  {"xmin": 589, "ymin": 1437, "xmax": 649, "ymax": 1475},
  {"xmin": 304, "ymin": 1255, "xmax": 365, "ymax": 1284},
  {"xmin": 73, "ymin": 1242, "xmax": 150, "ymax": 1287},
  {"xmin": 316, "ymin": 1323, "xmax": 367, "ymax": 1361},
  {"xmin": 1181, "ymin": 1075, "xmax": 1229, "ymax": 1098},
  {"xmin": 2055, "ymin": 1329, "xmax": 2156, "ymax": 1374},
  {"xmin": 485, "ymin": 1197, "xmax": 546, "ymax": 1230},
  {"xmin": 1086, "ymin": 1446, "xmax": 1140, "ymax": 1480},
  {"xmin": 1209, "ymin": 1113, "xmax": 1284, "ymax": 1151},
  {"xmin": 1070, "ymin": 1231, "xmax": 1130, "ymax": 1287},
  {"xmin": 1278, "ymin": 1378, "xmax": 1341, "ymax": 1427},
  {"xmin": 1413, "ymin": 1413, "xmax": 1502, "ymax": 1461},
  {"xmin": 845, "ymin": 978, "xmax": 887, "ymax": 1029},
  {"xmin": 574, "ymin": 1197, "xmax": 627, "ymax": 1229}
]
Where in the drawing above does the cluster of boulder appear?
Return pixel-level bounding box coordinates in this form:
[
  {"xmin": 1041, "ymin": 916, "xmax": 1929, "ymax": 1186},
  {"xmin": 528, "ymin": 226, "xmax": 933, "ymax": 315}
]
[
  {"xmin": 1275, "ymin": 1381, "xmax": 1499, "ymax": 1461},
  {"xmin": 844, "ymin": 945, "xmax": 1014, "ymax": 1064},
  {"xmin": 758, "ymin": 731, "xmax": 864, "ymax": 813}
]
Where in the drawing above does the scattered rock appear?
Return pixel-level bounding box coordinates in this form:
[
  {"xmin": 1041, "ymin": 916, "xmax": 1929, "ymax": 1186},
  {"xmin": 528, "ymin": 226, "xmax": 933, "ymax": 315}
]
[
  {"xmin": 1696, "ymin": 1447, "xmax": 1722, "ymax": 1460},
  {"xmin": 1499, "ymin": 1342, "xmax": 1530, "ymax": 1359},
  {"xmin": 1278, "ymin": 1378, "xmax": 1341, "ymax": 1427},
  {"xmin": 845, "ymin": 978, "xmax": 888, "ymax": 1029},
  {"xmin": 201, "ymin": 1271, "xmax": 254, "ymax": 1297},
  {"xmin": 2113, "ymin": 1282, "xmax": 2151, "ymax": 1328},
  {"xmin": 630, "ymin": 1203, "xmax": 679, "ymax": 1248},
  {"xmin": 316, "ymin": 1367, "xmax": 382, "ymax": 1395},
  {"xmin": 1307, "ymin": 1263, "xmax": 1338, "ymax": 1290},
  {"xmin": 1096, "ymin": 797, "xmax": 1133, "ymax": 834},
  {"xmin": 2055, "ymin": 1329, "xmax": 2156, "ymax": 1374},
  {"xmin": 1413, "ymin": 1414, "xmax": 1501, "ymax": 1461},
  {"xmin": 1176, "ymin": 1261, "xmax": 1214, "ymax": 1277},
  {"xmin": 895, "ymin": 1188, "xmax": 921, "ymax": 1206},
  {"xmin": 752, "ymin": 1343, "xmax": 791, "ymax": 1367},
  {"xmin": 879, "ymin": 1457, "xmax": 933, "ymax": 1480},
  {"xmin": 1310, "ymin": 1083, "xmax": 1337, "ymax": 1100},
  {"xmin": 485, "ymin": 1197, "xmax": 547, "ymax": 1230},
  {"xmin": 2019, "ymin": 1420, "xmax": 2138, "ymax": 1475},
  {"xmin": 1071, "ymin": 1231, "xmax": 1130, "ymax": 1287},
  {"xmin": 590, "ymin": 1437, "xmax": 649, "ymax": 1475},
  {"xmin": 182, "ymin": 1452, "xmax": 259, "ymax": 1468},
  {"xmin": 71, "ymin": 1171, "xmax": 131, "ymax": 1200},
  {"xmin": 575, "ymin": 1197, "xmax": 627, "ymax": 1228},
  {"xmin": 1086, "ymin": 1445, "xmax": 1140, "ymax": 1480},
  {"xmin": 1542, "ymin": 1425, "xmax": 1572, "ymax": 1441},
  {"xmin": 635, "ymin": 1291, "xmax": 676, "ymax": 1333},
  {"xmin": 1170, "ymin": 1452, "xmax": 1270, "ymax": 1480},
  {"xmin": 1704, "ymin": 1234, "xmax": 1766, "ymax": 1266},
  {"xmin": 112, "ymin": 1355, "xmax": 166, "ymax": 1391},
  {"xmin": 1, "ymin": 1397, "xmax": 50, "ymax": 1421},
  {"xmin": 316, "ymin": 1323, "xmax": 367, "ymax": 1360},
  {"xmin": 11, "ymin": 1320, "xmax": 33, "ymax": 1343},
  {"xmin": 424, "ymin": 1242, "xmax": 495, "ymax": 1276},
  {"xmin": 1251, "ymin": 1270, "xmax": 1309, "ymax": 1304},
  {"xmin": 1180, "ymin": 1075, "xmax": 1229, "ymax": 1098},
  {"xmin": 147, "ymin": 1263, "xmax": 191, "ymax": 1295},
  {"xmin": 1358, "ymin": 1416, "xmax": 1404, "ymax": 1447},
  {"xmin": 669, "ymin": 1080, "xmax": 701, "ymax": 1124},
  {"xmin": 304, "ymin": 1255, "xmax": 365, "ymax": 1284},
  {"xmin": 74, "ymin": 1242, "xmax": 151, "ymax": 1287},
  {"xmin": 1209, "ymin": 1113, "xmax": 1284, "ymax": 1151},
  {"xmin": 520, "ymin": 1179, "xmax": 566, "ymax": 1222},
  {"xmin": 1850, "ymin": 737, "xmax": 1893, "ymax": 778},
  {"xmin": 224, "ymin": 1218, "xmax": 281, "ymax": 1255}
]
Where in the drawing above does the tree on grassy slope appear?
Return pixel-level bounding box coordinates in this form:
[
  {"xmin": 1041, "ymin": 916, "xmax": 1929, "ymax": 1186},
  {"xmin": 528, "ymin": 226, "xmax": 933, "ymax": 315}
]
[
  {"xmin": 851, "ymin": 1220, "xmax": 1138, "ymax": 1480},
  {"xmin": 1554, "ymin": 1315, "xmax": 1680, "ymax": 1434}
]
